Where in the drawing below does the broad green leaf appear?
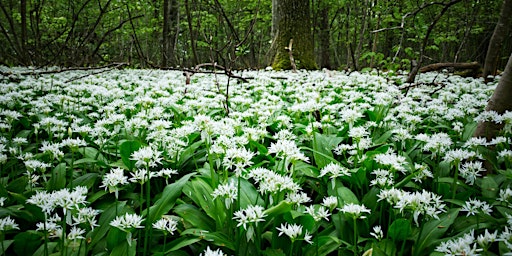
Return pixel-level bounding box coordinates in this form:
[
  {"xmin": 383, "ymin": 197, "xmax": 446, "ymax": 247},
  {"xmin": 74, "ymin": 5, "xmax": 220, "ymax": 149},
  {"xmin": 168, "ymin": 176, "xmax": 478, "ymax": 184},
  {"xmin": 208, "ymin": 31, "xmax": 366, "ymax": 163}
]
[
  {"xmin": 481, "ymin": 176, "xmax": 499, "ymax": 199},
  {"xmin": 264, "ymin": 201, "xmax": 292, "ymax": 219},
  {"xmin": 6, "ymin": 176, "xmax": 28, "ymax": 194},
  {"xmin": 181, "ymin": 229, "xmax": 235, "ymax": 250},
  {"xmin": 119, "ymin": 140, "xmax": 141, "ymax": 171},
  {"xmin": 183, "ymin": 178, "xmax": 226, "ymax": 227},
  {"xmin": 0, "ymin": 240, "xmax": 14, "ymax": 256},
  {"xmin": 73, "ymin": 157, "xmax": 97, "ymax": 165},
  {"xmin": 110, "ymin": 239, "xmax": 136, "ymax": 256},
  {"xmin": 462, "ymin": 121, "xmax": 477, "ymax": 141},
  {"xmin": 312, "ymin": 132, "xmax": 344, "ymax": 169},
  {"xmin": 304, "ymin": 235, "xmax": 341, "ymax": 256},
  {"xmin": 372, "ymin": 239, "xmax": 397, "ymax": 256},
  {"xmin": 164, "ymin": 237, "xmax": 201, "ymax": 253},
  {"xmin": 261, "ymin": 248, "xmax": 286, "ymax": 256},
  {"xmin": 146, "ymin": 172, "xmax": 194, "ymax": 223},
  {"xmin": 239, "ymin": 178, "xmax": 263, "ymax": 208},
  {"xmin": 13, "ymin": 231, "xmax": 41, "ymax": 255},
  {"xmin": 47, "ymin": 162, "xmax": 66, "ymax": 190},
  {"xmin": 78, "ymin": 147, "xmax": 109, "ymax": 167},
  {"xmin": 174, "ymin": 203, "xmax": 215, "ymax": 231},
  {"xmin": 71, "ymin": 172, "xmax": 99, "ymax": 190},
  {"xmin": 337, "ymin": 186, "xmax": 359, "ymax": 205},
  {"xmin": 89, "ymin": 201, "xmax": 128, "ymax": 248},
  {"xmin": 415, "ymin": 208, "xmax": 459, "ymax": 255},
  {"xmin": 388, "ymin": 218, "xmax": 412, "ymax": 241}
]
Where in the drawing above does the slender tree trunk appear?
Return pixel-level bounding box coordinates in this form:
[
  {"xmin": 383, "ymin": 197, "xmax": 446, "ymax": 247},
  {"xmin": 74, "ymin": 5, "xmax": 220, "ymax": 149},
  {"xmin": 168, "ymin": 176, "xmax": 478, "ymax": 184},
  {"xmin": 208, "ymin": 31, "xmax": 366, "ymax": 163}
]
[
  {"xmin": 271, "ymin": 0, "xmax": 317, "ymax": 70},
  {"xmin": 20, "ymin": 0, "xmax": 28, "ymax": 64},
  {"xmin": 318, "ymin": 4, "xmax": 331, "ymax": 69},
  {"xmin": 162, "ymin": 0, "xmax": 179, "ymax": 67},
  {"xmin": 184, "ymin": 0, "xmax": 199, "ymax": 66},
  {"xmin": 483, "ymin": 0, "xmax": 512, "ymax": 81}
]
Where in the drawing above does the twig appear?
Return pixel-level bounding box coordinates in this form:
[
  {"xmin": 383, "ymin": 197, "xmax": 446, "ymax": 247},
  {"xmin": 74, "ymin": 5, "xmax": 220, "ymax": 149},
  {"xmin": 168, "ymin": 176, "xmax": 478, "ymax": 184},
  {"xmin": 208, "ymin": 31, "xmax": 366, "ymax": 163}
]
[{"xmin": 64, "ymin": 63, "xmax": 128, "ymax": 83}]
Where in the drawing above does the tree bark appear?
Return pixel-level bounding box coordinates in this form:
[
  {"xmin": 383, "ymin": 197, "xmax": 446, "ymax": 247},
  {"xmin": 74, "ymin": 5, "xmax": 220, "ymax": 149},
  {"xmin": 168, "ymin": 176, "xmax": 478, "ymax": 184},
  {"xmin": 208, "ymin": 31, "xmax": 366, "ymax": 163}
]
[
  {"xmin": 419, "ymin": 61, "xmax": 480, "ymax": 73},
  {"xmin": 483, "ymin": 0, "xmax": 512, "ymax": 81},
  {"xmin": 318, "ymin": 4, "xmax": 331, "ymax": 69},
  {"xmin": 271, "ymin": 0, "xmax": 317, "ymax": 70},
  {"xmin": 474, "ymin": 53, "xmax": 512, "ymax": 140},
  {"xmin": 162, "ymin": 0, "xmax": 179, "ymax": 67}
]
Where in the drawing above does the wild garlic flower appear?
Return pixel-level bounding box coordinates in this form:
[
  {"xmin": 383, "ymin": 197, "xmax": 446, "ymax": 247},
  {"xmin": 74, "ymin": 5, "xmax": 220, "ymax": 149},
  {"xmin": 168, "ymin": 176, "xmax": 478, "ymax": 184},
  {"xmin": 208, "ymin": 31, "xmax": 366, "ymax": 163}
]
[
  {"xmin": 129, "ymin": 168, "xmax": 156, "ymax": 184},
  {"xmin": 200, "ymin": 246, "xmax": 226, "ymax": 256},
  {"xmin": 67, "ymin": 226, "xmax": 86, "ymax": 241},
  {"xmin": 338, "ymin": 203, "xmax": 371, "ymax": 219},
  {"xmin": 370, "ymin": 225, "xmax": 384, "ymax": 241},
  {"xmin": 248, "ymin": 167, "xmax": 300, "ymax": 195},
  {"xmin": 304, "ymin": 205, "xmax": 331, "ymax": 221},
  {"xmin": 212, "ymin": 181, "xmax": 238, "ymax": 209},
  {"xmin": 416, "ymin": 132, "xmax": 452, "ymax": 157},
  {"xmin": 459, "ymin": 162, "xmax": 484, "ymax": 185},
  {"xmin": 319, "ymin": 162, "xmax": 351, "ymax": 188},
  {"xmin": 391, "ymin": 189, "xmax": 446, "ymax": 226},
  {"xmin": 370, "ymin": 169, "xmax": 394, "ymax": 188},
  {"xmin": 131, "ymin": 146, "xmax": 162, "ymax": 168},
  {"xmin": 285, "ymin": 191, "xmax": 311, "ymax": 205},
  {"xmin": 222, "ymin": 147, "xmax": 255, "ymax": 176},
  {"xmin": 443, "ymin": 149, "xmax": 477, "ymax": 164},
  {"xmin": 110, "ymin": 213, "xmax": 145, "ymax": 232},
  {"xmin": 60, "ymin": 138, "xmax": 87, "ymax": 149},
  {"xmin": 461, "ymin": 198, "xmax": 493, "ymax": 217},
  {"xmin": 233, "ymin": 205, "xmax": 267, "ymax": 230},
  {"xmin": 0, "ymin": 197, "xmax": 6, "ymax": 207},
  {"xmin": 0, "ymin": 216, "xmax": 19, "ymax": 231},
  {"xmin": 276, "ymin": 223, "xmax": 313, "ymax": 244},
  {"xmin": 498, "ymin": 187, "xmax": 512, "ymax": 206},
  {"xmin": 412, "ymin": 163, "xmax": 433, "ymax": 183},
  {"xmin": 153, "ymin": 216, "xmax": 178, "ymax": 235},
  {"xmin": 268, "ymin": 139, "xmax": 309, "ymax": 163},
  {"xmin": 374, "ymin": 150, "xmax": 407, "ymax": 173},
  {"xmin": 100, "ymin": 167, "xmax": 128, "ymax": 196},
  {"xmin": 72, "ymin": 207, "xmax": 100, "ymax": 230},
  {"xmin": 35, "ymin": 221, "xmax": 62, "ymax": 238},
  {"xmin": 27, "ymin": 190, "xmax": 56, "ymax": 215},
  {"xmin": 435, "ymin": 230, "xmax": 482, "ymax": 256},
  {"xmin": 477, "ymin": 229, "xmax": 497, "ymax": 248},
  {"xmin": 321, "ymin": 196, "xmax": 338, "ymax": 211}
]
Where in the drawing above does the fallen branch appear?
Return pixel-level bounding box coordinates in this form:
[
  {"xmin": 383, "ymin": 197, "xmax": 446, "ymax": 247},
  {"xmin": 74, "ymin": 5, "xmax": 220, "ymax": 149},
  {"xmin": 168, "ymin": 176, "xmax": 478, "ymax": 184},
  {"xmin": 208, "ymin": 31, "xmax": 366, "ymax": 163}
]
[
  {"xmin": 419, "ymin": 61, "xmax": 480, "ymax": 73},
  {"xmin": 0, "ymin": 62, "xmax": 128, "ymax": 78},
  {"xmin": 64, "ymin": 63, "xmax": 128, "ymax": 83},
  {"xmin": 181, "ymin": 62, "xmax": 250, "ymax": 84}
]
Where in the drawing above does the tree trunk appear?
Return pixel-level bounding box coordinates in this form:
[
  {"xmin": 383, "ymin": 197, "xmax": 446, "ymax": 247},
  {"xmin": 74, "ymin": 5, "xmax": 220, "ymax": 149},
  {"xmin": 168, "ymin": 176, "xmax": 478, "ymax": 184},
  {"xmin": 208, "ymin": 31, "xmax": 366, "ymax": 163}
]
[
  {"xmin": 318, "ymin": 4, "xmax": 331, "ymax": 69},
  {"xmin": 20, "ymin": 0, "xmax": 28, "ymax": 64},
  {"xmin": 474, "ymin": 53, "xmax": 512, "ymax": 140},
  {"xmin": 162, "ymin": 0, "xmax": 179, "ymax": 67},
  {"xmin": 483, "ymin": 0, "xmax": 512, "ymax": 81},
  {"xmin": 271, "ymin": 0, "xmax": 317, "ymax": 70},
  {"xmin": 184, "ymin": 0, "xmax": 199, "ymax": 66}
]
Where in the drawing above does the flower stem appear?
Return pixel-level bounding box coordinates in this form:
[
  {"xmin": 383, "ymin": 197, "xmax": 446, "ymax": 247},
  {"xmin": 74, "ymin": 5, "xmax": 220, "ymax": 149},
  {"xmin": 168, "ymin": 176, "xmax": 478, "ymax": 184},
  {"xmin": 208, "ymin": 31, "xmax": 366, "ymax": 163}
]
[{"xmin": 144, "ymin": 164, "xmax": 151, "ymax": 256}]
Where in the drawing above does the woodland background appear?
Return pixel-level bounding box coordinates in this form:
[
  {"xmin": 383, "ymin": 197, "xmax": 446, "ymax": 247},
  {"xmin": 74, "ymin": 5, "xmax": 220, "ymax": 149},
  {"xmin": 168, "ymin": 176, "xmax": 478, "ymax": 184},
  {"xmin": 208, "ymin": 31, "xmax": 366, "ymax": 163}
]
[{"xmin": 0, "ymin": 0, "xmax": 510, "ymax": 73}]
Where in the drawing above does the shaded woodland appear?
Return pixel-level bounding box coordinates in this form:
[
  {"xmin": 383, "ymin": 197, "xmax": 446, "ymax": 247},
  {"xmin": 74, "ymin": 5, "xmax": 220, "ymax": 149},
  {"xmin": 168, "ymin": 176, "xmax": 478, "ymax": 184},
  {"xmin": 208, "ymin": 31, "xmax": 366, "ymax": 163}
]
[{"xmin": 0, "ymin": 0, "xmax": 510, "ymax": 74}]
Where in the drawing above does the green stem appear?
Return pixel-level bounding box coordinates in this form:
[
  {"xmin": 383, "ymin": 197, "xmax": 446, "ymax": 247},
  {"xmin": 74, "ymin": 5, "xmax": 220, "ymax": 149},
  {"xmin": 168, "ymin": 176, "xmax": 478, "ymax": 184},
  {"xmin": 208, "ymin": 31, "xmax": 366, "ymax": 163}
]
[
  {"xmin": 413, "ymin": 222, "xmax": 425, "ymax": 256},
  {"xmin": 1, "ymin": 233, "xmax": 5, "ymax": 256},
  {"xmin": 162, "ymin": 234, "xmax": 167, "ymax": 254},
  {"xmin": 144, "ymin": 164, "xmax": 151, "ymax": 256},
  {"xmin": 289, "ymin": 240, "xmax": 294, "ymax": 256},
  {"xmin": 451, "ymin": 161, "xmax": 460, "ymax": 200},
  {"xmin": 353, "ymin": 218, "xmax": 358, "ymax": 255}
]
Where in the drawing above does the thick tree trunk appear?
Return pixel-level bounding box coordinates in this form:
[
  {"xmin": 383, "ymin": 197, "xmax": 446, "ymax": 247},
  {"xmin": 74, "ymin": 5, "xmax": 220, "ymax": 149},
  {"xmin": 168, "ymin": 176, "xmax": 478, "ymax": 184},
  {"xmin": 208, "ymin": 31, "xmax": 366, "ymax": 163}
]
[
  {"xmin": 162, "ymin": 0, "xmax": 179, "ymax": 67},
  {"xmin": 271, "ymin": 0, "xmax": 317, "ymax": 70},
  {"xmin": 483, "ymin": 0, "xmax": 512, "ymax": 81},
  {"xmin": 474, "ymin": 54, "xmax": 512, "ymax": 140},
  {"xmin": 419, "ymin": 61, "xmax": 480, "ymax": 73}
]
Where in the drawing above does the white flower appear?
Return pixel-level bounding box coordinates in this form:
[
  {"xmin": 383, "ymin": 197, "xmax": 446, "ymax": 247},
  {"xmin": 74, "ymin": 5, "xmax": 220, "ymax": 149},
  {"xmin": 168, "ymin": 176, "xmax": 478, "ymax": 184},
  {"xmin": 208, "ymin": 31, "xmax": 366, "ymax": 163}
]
[
  {"xmin": 200, "ymin": 246, "xmax": 226, "ymax": 256},
  {"xmin": 0, "ymin": 197, "xmax": 6, "ymax": 207},
  {"xmin": 0, "ymin": 216, "xmax": 19, "ymax": 231},
  {"xmin": 276, "ymin": 223, "xmax": 303, "ymax": 240},
  {"xmin": 100, "ymin": 167, "xmax": 128, "ymax": 193},
  {"xmin": 233, "ymin": 205, "xmax": 267, "ymax": 230},
  {"xmin": 131, "ymin": 146, "xmax": 163, "ymax": 168},
  {"xmin": 285, "ymin": 191, "xmax": 311, "ymax": 205},
  {"xmin": 67, "ymin": 226, "xmax": 86, "ymax": 240},
  {"xmin": 461, "ymin": 198, "xmax": 492, "ymax": 217},
  {"xmin": 212, "ymin": 181, "xmax": 238, "ymax": 209},
  {"xmin": 110, "ymin": 213, "xmax": 145, "ymax": 232},
  {"xmin": 338, "ymin": 203, "xmax": 371, "ymax": 219},
  {"xmin": 443, "ymin": 149, "xmax": 477, "ymax": 164},
  {"xmin": 153, "ymin": 216, "xmax": 178, "ymax": 235},
  {"xmin": 436, "ymin": 230, "xmax": 482, "ymax": 255},
  {"xmin": 304, "ymin": 205, "xmax": 331, "ymax": 221},
  {"xmin": 73, "ymin": 207, "xmax": 100, "ymax": 230},
  {"xmin": 222, "ymin": 147, "xmax": 255, "ymax": 176},
  {"xmin": 371, "ymin": 226, "xmax": 384, "ymax": 241},
  {"xmin": 129, "ymin": 168, "xmax": 156, "ymax": 184},
  {"xmin": 319, "ymin": 162, "xmax": 351, "ymax": 184},
  {"xmin": 268, "ymin": 139, "xmax": 309, "ymax": 163},
  {"xmin": 321, "ymin": 196, "xmax": 338, "ymax": 210},
  {"xmin": 459, "ymin": 161, "xmax": 484, "ymax": 185},
  {"xmin": 477, "ymin": 229, "xmax": 497, "ymax": 248}
]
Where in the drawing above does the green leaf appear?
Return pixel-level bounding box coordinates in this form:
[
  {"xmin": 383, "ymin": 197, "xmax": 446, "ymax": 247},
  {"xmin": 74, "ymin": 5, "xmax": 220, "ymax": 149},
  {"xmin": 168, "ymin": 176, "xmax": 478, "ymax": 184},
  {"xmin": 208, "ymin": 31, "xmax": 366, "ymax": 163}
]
[
  {"xmin": 181, "ymin": 229, "xmax": 235, "ymax": 250},
  {"xmin": 6, "ymin": 176, "xmax": 28, "ymax": 194},
  {"xmin": 174, "ymin": 203, "xmax": 215, "ymax": 231},
  {"xmin": 238, "ymin": 178, "xmax": 263, "ymax": 208},
  {"xmin": 146, "ymin": 173, "xmax": 194, "ymax": 223},
  {"xmin": 337, "ymin": 186, "xmax": 359, "ymax": 205},
  {"xmin": 415, "ymin": 208, "xmax": 460, "ymax": 254},
  {"xmin": 264, "ymin": 201, "xmax": 293, "ymax": 219},
  {"xmin": 388, "ymin": 218, "xmax": 412, "ymax": 241},
  {"xmin": 78, "ymin": 147, "xmax": 109, "ymax": 166},
  {"xmin": 110, "ymin": 239, "xmax": 136, "ymax": 256},
  {"xmin": 0, "ymin": 240, "xmax": 14, "ymax": 256},
  {"xmin": 481, "ymin": 176, "xmax": 499, "ymax": 199},
  {"xmin": 119, "ymin": 140, "xmax": 141, "ymax": 171},
  {"xmin": 462, "ymin": 121, "xmax": 477, "ymax": 141},
  {"xmin": 312, "ymin": 132, "xmax": 344, "ymax": 169},
  {"xmin": 304, "ymin": 235, "xmax": 341, "ymax": 256},
  {"xmin": 32, "ymin": 242, "xmax": 58, "ymax": 256},
  {"xmin": 372, "ymin": 239, "xmax": 397, "ymax": 256},
  {"xmin": 183, "ymin": 178, "xmax": 226, "ymax": 227},
  {"xmin": 164, "ymin": 237, "xmax": 201, "ymax": 253},
  {"xmin": 89, "ymin": 201, "xmax": 128, "ymax": 248},
  {"xmin": 71, "ymin": 173, "xmax": 99, "ymax": 190},
  {"xmin": 47, "ymin": 162, "xmax": 66, "ymax": 190},
  {"xmin": 13, "ymin": 231, "xmax": 41, "ymax": 255}
]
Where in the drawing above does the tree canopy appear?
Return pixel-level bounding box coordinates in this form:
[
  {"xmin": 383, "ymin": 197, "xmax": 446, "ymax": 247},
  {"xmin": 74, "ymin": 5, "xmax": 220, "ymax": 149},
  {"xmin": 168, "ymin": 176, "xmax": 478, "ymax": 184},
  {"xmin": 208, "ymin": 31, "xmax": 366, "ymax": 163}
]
[{"xmin": 0, "ymin": 0, "xmax": 509, "ymax": 72}]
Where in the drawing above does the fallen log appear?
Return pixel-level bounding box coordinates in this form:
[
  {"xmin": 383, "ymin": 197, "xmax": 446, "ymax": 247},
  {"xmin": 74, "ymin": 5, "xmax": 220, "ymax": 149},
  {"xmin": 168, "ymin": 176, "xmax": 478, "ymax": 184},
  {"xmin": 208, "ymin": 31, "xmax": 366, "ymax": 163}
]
[{"xmin": 419, "ymin": 61, "xmax": 480, "ymax": 75}]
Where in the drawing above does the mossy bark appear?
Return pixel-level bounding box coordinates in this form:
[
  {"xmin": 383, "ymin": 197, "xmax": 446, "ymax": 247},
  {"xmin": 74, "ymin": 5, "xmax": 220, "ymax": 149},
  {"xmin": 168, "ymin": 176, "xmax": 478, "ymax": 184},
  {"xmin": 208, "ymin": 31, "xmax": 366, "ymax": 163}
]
[{"xmin": 271, "ymin": 0, "xmax": 317, "ymax": 70}]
